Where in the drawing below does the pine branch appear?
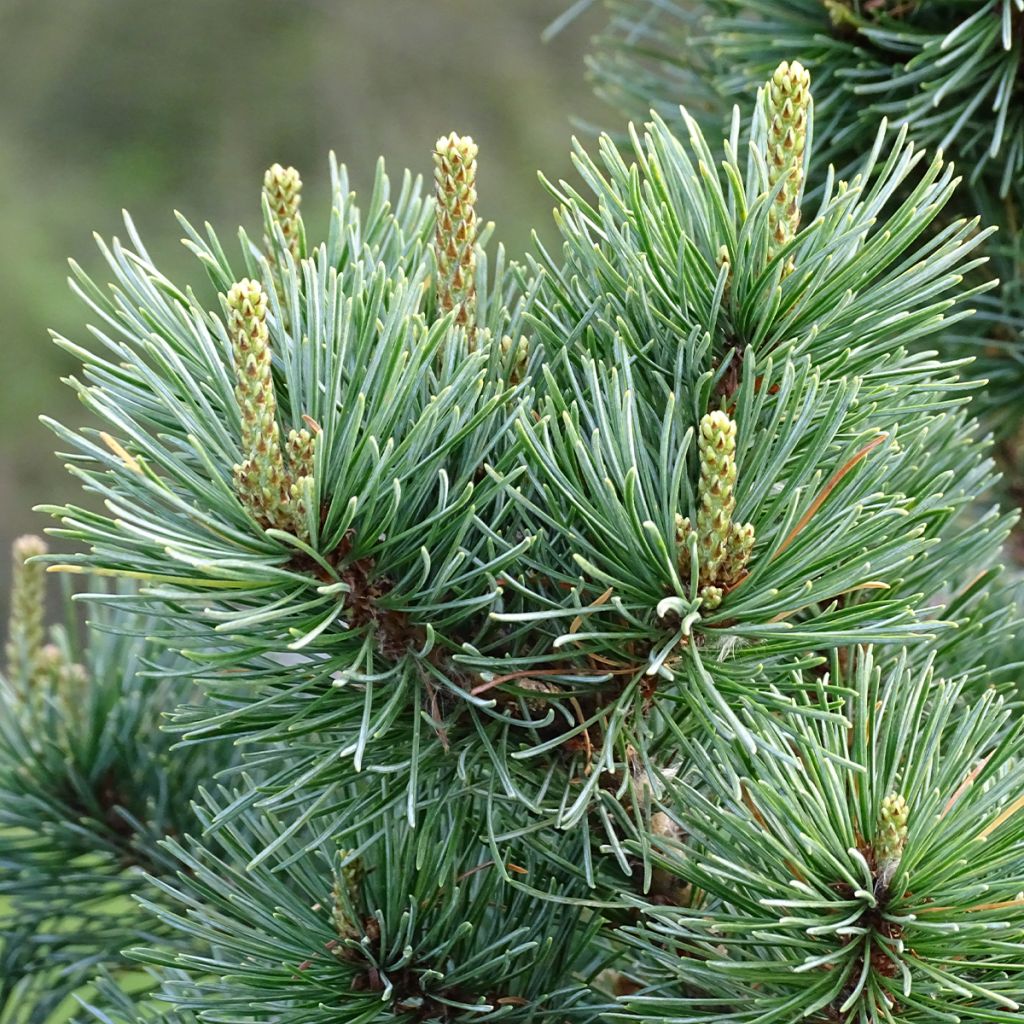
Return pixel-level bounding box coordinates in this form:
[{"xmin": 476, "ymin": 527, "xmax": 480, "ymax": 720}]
[
  {"xmin": 574, "ymin": 0, "xmax": 1024, "ymax": 190},
  {"xmin": 570, "ymin": 0, "xmax": 1024, "ymax": 548},
  {"xmin": 0, "ymin": 540, "xmax": 237, "ymax": 1016},
  {"xmin": 126, "ymin": 780, "xmax": 612, "ymax": 1023},
  {"xmin": 618, "ymin": 649, "xmax": 1024, "ymax": 1021}
]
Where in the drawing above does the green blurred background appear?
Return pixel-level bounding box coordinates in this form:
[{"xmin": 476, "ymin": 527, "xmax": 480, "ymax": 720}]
[{"xmin": 0, "ymin": 0, "xmax": 604, "ymax": 622}]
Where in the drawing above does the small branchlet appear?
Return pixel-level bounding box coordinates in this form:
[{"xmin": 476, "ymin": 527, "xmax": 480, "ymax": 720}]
[
  {"xmin": 6, "ymin": 535, "xmax": 48, "ymax": 679},
  {"xmin": 263, "ymin": 163, "xmax": 304, "ymax": 261},
  {"xmin": 434, "ymin": 132, "xmax": 478, "ymax": 341},
  {"xmin": 764, "ymin": 60, "xmax": 810, "ymax": 265},
  {"xmin": 874, "ymin": 792, "xmax": 909, "ymax": 887},
  {"xmin": 676, "ymin": 412, "xmax": 755, "ymax": 609},
  {"xmin": 226, "ymin": 279, "xmax": 316, "ymax": 540}
]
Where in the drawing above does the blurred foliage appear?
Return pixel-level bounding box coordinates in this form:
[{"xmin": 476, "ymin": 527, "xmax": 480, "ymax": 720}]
[{"xmin": 0, "ymin": 0, "xmax": 604, "ymax": 623}]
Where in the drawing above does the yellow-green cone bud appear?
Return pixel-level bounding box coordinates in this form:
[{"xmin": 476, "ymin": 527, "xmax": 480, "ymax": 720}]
[
  {"xmin": 434, "ymin": 132, "xmax": 478, "ymax": 339},
  {"xmin": 332, "ymin": 853, "xmax": 364, "ymax": 943},
  {"xmin": 675, "ymin": 514, "xmax": 695, "ymax": 581},
  {"xmin": 286, "ymin": 427, "xmax": 317, "ymax": 540},
  {"xmin": 35, "ymin": 642, "xmax": 88, "ymax": 698},
  {"xmin": 678, "ymin": 414, "xmax": 756, "ymax": 608},
  {"xmin": 6, "ymin": 535, "xmax": 48, "ymax": 679},
  {"xmin": 499, "ymin": 333, "xmax": 529, "ymax": 383},
  {"xmin": 697, "ymin": 411, "xmax": 738, "ymax": 579},
  {"xmin": 874, "ymin": 792, "xmax": 909, "ymax": 883},
  {"xmin": 226, "ymin": 279, "xmax": 314, "ymax": 540},
  {"xmin": 263, "ymin": 163, "xmax": 303, "ymax": 261},
  {"xmin": 674, "ymin": 514, "xmax": 692, "ymax": 546},
  {"xmin": 825, "ymin": 0, "xmax": 858, "ymax": 28},
  {"xmin": 227, "ymin": 279, "xmax": 288, "ymax": 503},
  {"xmin": 286, "ymin": 427, "xmax": 316, "ymax": 481},
  {"xmin": 764, "ymin": 60, "xmax": 811, "ymax": 262},
  {"xmin": 720, "ymin": 521, "xmax": 755, "ymax": 587}
]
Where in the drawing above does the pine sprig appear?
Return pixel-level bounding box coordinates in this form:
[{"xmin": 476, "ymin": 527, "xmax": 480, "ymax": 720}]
[
  {"xmin": 475, "ymin": 79, "xmax": 1011, "ymax": 779},
  {"xmin": 568, "ymin": 0, "xmax": 1024, "ymax": 522},
  {"xmin": 129, "ymin": 781, "xmax": 611, "ymax": 1023},
  {"xmin": 618, "ymin": 649, "xmax": 1024, "ymax": 1022},
  {"xmin": 572, "ymin": 0, "xmax": 1024, "ymax": 191},
  {"xmin": 0, "ymin": 543, "xmax": 236, "ymax": 1018},
  {"xmin": 36, "ymin": 71, "xmax": 1016, "ymax": 875},
  {"xmin": 39, "ymin": 148, "xmax": 542, "ymax": 838}
]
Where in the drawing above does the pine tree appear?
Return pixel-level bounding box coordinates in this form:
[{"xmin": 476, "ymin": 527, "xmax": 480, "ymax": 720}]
[{"xmin": 2, "ymin": 32, "xmax": 1023, "ymax": 1024}]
